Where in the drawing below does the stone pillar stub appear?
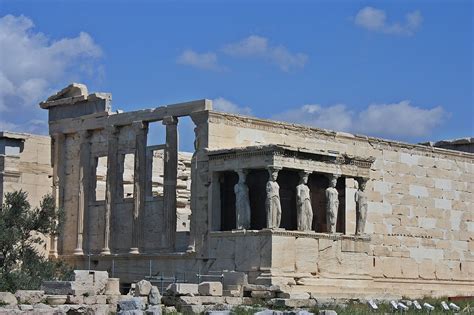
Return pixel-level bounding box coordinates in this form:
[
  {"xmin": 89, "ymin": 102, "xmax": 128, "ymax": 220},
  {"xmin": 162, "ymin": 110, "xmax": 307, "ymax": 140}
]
[
  {"xmin": 74, "ymin": 130, "xmax": 92, "ymax": 255},
  {"xmin": 162, "ymin": 116, "xmax": 178, "ymax": 250},
  {"xmin": 101, "ymin": 125, "xmax": 119, "ymax": 255},
  {"xmin": 50, "ymin": 133, "xmax": 65, "ymax": 258},
  {"xmin": 130, "ymin": 121, "xmax": 148, "ymax": 254},
  {"xmin": 265, "ymin": 167, "xmax": 282, "ymax": 229}
]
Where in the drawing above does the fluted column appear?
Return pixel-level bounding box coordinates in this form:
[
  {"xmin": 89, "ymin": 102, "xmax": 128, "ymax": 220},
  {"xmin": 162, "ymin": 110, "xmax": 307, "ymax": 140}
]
[
  {"xmin": 74, "ymin": 130, "xmax": 91, "ymax": 255},
  {"xmin": 130, "ymin": 121, "xmax": 148, "ymax": 254},
  {"xmin": 101, "ymin": 126, "xmax": 119, "ymax": 255},
  {"xmin": 162, "ymin": 116, "xmax": 178, "ymax": 249},
  {"xmin": 49, "ymin": 132, "xmax": 65, "ymax": 258}
]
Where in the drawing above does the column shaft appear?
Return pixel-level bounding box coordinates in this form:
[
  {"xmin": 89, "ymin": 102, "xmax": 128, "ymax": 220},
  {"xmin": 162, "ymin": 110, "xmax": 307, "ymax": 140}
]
[
  {"xmin": 102, "ymin": 126, "xmax": 119, "ymax": 254},
  {"xmin": 49, "ymin": 133, "xmax": 65, "ymax": 257},
  {"xmin": 162, "ymin": 116, "xmax": 178, "ymax": 249},
  {"xmin": 130, "ymin": 121, "xmax": 148, "ymax": 254},
  {"xmin": 74, "ymin": 130, "xmax": 91, "ymax": 255}
]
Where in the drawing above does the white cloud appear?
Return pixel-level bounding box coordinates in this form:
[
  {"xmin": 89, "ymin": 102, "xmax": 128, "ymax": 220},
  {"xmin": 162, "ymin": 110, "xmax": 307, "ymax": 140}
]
[
  {"xmin": 222, "ymin": 35, "xmax": 268, "ymax": 56},
  {"xmin": 222, "ymin": 35, "xmax": 308, "ymax": 72},
  {"xmin": 0, "ymin": 120, "xmax": 19, "ymax": 131},
  {"xmin": 354, "ymin": 7, "xmax": 422, "ymax": 36},
  {"xmin": 0, "ymin": 14, "xmax": 102, "ymax": 133},
  {"xmin": 212, "ymin": 97, "xmax": 252, "ymax": 116},
  {"xmin": 357, "ymin": 101, "xmax": 444, "ymax": 137},
  {"xmin": 272, "ymin": 100, "xmax": 445, "ymax": 140},
  {"xmin": 176, "ymin": 49, "xmax": 222, "ymax": 71},
  {"xmin": 273, "ymin": 104, "xmax": 353, "ymax": 131}
]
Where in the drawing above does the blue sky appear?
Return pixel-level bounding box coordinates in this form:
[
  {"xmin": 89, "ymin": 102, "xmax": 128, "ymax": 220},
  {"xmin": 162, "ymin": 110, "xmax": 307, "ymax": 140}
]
[{"xmin": 0, "ymin": 0, "xmax": 472, "ymax": 151}]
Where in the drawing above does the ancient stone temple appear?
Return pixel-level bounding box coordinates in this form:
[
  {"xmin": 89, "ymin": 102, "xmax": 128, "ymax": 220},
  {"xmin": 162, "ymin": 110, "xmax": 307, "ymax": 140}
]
[{"xmin": 39, "ymin": 83, "xmax": 473, "ymax": 299}]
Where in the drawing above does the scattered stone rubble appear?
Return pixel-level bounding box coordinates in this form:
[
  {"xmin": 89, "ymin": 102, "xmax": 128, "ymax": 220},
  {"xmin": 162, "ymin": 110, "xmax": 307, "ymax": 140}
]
[
  {"xmin": 0, "ymin": 270, "xmax": 332, "ymax": 314},
  {"xmin": 10, "ymin": 269, "xmax": 462, "ymax": 314}
]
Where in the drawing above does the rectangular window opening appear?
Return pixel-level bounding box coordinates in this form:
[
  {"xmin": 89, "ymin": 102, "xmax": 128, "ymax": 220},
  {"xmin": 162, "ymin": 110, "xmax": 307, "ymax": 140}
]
[
  {"xmin": 123, "ymin": 153, "xmax": 135, "ymax": 199},
  {"xmin": 95, "ymin": 156, "xmax": 107, "ymax": 201},
  {"xmin": 147, "ymin": 147, "xmax": 165, "ymax": 198}
]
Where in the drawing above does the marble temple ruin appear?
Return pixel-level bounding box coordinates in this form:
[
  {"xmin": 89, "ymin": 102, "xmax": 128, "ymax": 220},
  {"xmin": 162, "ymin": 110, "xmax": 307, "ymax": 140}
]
[{"xmin": 32, "ymin": 83, "xmax": 473, "ymax": 299}]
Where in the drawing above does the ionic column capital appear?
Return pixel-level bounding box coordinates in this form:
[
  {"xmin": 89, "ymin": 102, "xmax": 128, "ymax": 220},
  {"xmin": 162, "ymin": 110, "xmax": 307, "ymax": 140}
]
[
  {"xmin": 162, "ymin": 116, "xmax": 178, "ymax": 126},
  {"xmin": 105, "ymin": 125, "xmax": 120, "ymax": 135},
  {"xmin": 78, "ymin": 129, "xmax": 92, "ymax": 140},
  {"xmin": 132, "ymin": 120, "xmax": 148, "ymax": 132}
]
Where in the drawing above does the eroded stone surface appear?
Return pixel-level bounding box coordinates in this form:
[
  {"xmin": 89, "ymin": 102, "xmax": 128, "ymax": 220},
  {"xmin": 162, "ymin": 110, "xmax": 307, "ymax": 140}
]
[
  {"xmin": 135, "ymin": 280, "xmax": 152, "ymax": 297},
  {"xmin": 166, "ymin": 283, "xmax": 199, "ymax": 296},
  {"xmin": 15, "ymin": 290, "xmax": 45, "ymax": 304},
  {"xmin": 149, "ymin": 286, "xmax": 161, "ymax": 305},
  {"xmin": 0, "ymin": 292, "xmax": 17, "ymax": 305},
  {"xmin": 198, "ymin": 282, "xmax": 223, "ymax": 296}
]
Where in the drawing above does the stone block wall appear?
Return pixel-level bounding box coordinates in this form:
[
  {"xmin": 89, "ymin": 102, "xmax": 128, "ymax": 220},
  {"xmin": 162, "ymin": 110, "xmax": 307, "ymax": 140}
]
[
  {"xmin": 204, "ymin": 111, "xmax": 474, "ymax": 285},
  {"xmin": 0, "ymin": 132, "xmax": 52, "ymax": 207}
]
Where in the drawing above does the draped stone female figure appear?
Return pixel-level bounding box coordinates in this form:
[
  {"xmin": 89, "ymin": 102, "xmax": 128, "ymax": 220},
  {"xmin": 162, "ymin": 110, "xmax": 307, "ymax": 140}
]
[
  {"xmin": 326, "ymin": 175, "xmax": 339, "ymax": 233},
  {"xmin": 296, "ymin": 172, "xmax": 313, "ymax": 231},
  {"xmin": 265, "ymin": 168, "xmax": 281, "ymax": 229},
  {"xmin": 234, "ymin": 170, "xmax": 251, "ymax": 229}
]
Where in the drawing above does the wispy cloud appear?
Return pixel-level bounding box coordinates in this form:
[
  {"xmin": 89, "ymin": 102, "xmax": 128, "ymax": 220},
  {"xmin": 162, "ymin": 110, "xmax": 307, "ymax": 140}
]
[
  {"xmin": 272, "ymin": 101, "xmax": 445, "ymax": 139},
  {"xmin": 176, "ymin": 49, "xmax": 223, "ymax": 71},
  {"xmin": 354, "ymin": 7, "xmax": 422, "ymax": 36},
  {"xmin": 212, "ymin": 97, "xmax": 252, "ymax": 116},
  {"xmin": 0, "ymin": 14, "xmax": 103, "ymax": 133},
  {"xmin": 222, "ymin": 35, "xmax": 308, "ymax": 72}
]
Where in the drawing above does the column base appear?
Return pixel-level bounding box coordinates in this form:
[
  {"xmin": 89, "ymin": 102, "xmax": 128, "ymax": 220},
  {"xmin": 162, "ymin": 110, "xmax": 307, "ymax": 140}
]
[
  {"xmin": 48, "ymin": 250, "xmax": 58, "ymax": 258},
  {"xmin": 73, "ymin": 248, "xmax": 84, "ymax": 255},
  {"xmin": 129, "ymin": 248, "xmax": 139, "ymax": 254},
  {"xmin": 100, "ymin": 248, "xmax": 111, "ymax": 255}
]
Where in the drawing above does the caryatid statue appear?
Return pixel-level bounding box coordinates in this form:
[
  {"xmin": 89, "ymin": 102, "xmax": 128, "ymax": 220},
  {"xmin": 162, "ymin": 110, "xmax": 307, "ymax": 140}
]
[
  {"xmin": 265, "ymin": 168, "xmax": 281, "ymax": 229},
  {"xmin": 355, "ymin": 178, "xmax": 368, "ymax": 235},
  {"xmin": 325, "ymin": 174, "xmax": 339, "ymax": 233},
  {"xmin": 296, "ymin": 172, "xmax": 313, "ymax": 231},
  {"xmin": 234, "ymin": 169, "xmax": 251, "ymax": 230}
]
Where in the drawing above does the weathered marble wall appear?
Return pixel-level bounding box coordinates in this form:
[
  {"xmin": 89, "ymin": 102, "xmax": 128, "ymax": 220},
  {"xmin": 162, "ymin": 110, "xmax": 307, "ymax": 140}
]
[
  {"xmin": 0, "ymin": 132, "xmax": 52, "ymax": 207},
  {"xmin": 204, "ymin": 111, "xmax": 474, "ymax": 285}
]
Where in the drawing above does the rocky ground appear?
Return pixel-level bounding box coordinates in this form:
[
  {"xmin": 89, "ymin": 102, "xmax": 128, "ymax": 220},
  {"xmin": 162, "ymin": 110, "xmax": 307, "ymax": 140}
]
[{"xmin": 0, "ymin": 270, "xmax": 471, "ymax": 314}]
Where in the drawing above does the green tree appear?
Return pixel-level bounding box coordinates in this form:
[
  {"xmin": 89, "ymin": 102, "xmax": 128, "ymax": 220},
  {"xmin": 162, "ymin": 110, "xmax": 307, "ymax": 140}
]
[{"xmin": 0, "ymin": 190, "xmax": 72, "ymax": 292}]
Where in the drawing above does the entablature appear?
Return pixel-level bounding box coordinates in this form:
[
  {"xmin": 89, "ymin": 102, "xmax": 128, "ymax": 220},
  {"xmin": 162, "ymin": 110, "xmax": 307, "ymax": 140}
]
[{"xmin": 207, "ymin": 144, "xmax": 375, "ymax": 178}]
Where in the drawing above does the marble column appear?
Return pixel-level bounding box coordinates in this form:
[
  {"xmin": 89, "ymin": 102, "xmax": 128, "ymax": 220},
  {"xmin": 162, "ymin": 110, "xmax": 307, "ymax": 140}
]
[
  {"xmin": 235, "ymin": 169, "xmax": 251, "ymax": 230},
  {"xmin": 355, "ymin": 178, "xmax": 368, "ymax": 235},
  {"xmin": 130, "ymin": 121, "xmax": 148, "ymax": 254},
  {"xmin": 265, "ymin": 167, "xmax": 281, "ymax": 229},
  {"xmin": 296, "ymin": 171, "xmax": 313, "ymax": 231},
  {"xmin": 74, "ymin": 130, "xmax": 91, "ymax": 255},
  {"xmin": 325, "ymin": 174, "xmax": 339, "ymax": 234},
  {"xmin": 101, "ymin": 126, "xmax": 119, "ymax": 255},
  {"xmin": 49, "ymin": 132, "xmax": 65, "ymax": 258},
  {"xmin": 162, "ymin": 116, "xmax": 178, "ymax": 249},
  {"xmin": 188, "ymin": 111, "xmax": 210, "ymax": 253}
]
